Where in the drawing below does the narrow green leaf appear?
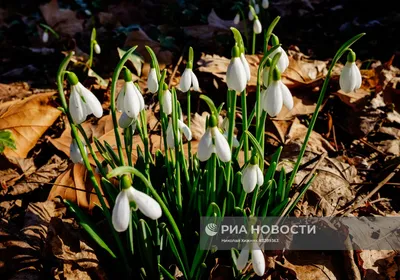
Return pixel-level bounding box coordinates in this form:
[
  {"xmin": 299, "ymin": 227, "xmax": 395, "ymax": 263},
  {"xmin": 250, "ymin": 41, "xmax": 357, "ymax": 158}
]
[
  {"xmin": 244, "ymin": 130, "xmax": 264, "ymax": 160},
  {"xmin": 117, "ymin": 47, "xmax": 144, "ymax": 76},
  {"xmin": 166, "ymin": 228, "xmax": 188, "ymax": 278},
  {"xmin": 199, "ymin": 94, "xmax": 219, "ymax": 116}
]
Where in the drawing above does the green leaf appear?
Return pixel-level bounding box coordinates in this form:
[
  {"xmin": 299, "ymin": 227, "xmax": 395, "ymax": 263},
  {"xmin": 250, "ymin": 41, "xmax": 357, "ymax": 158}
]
[
  {"xmin": 165, "ymin": 228, "xmax": 188, "ymax": 278},
  {"xmin": 244, "ymin": 131, "xmax": 264, "ymax": 161},
  {"xmin": 117, "ymin": 47, "xmax": 144, "ymax": 76},
  {"xmin": 159, "ymin": 264, "xmax": 175, "ymax": 280},
  {"xmin": 199, "ymin": 94, "xmax": 219, "ymax": 116},
  {"xmin": 63, "ymin": 200, "xmax": 116, "ymax": 258},
  {"xmin": 0, "ymin": 130, "xmax": 16, "ymax": 153},
  {"xmin": 88, "ymin": 69, "xmax": 108, "ymax": 87}
]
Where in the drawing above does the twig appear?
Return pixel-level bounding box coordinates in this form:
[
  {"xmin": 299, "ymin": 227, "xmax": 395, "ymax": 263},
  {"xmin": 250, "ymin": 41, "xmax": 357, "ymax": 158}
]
[
  {"xmin": 342, "ymin": 163, "xmax": 400, "ymax": 216},
  {"xmin": 168, "ymin": 52, "xmax": 184, "ymax": 88}
]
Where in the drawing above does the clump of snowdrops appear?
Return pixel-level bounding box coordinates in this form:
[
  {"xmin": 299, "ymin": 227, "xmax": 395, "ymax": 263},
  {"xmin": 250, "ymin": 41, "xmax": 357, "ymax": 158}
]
[{"xmin": 57, "ymin": 16, "xmax": 364, "ymax": 279}]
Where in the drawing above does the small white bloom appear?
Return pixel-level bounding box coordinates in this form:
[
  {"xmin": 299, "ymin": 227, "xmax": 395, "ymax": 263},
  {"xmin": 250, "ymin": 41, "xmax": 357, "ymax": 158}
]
[
  {"xmin": 269, "ymin": 35, "xmax": 289, "ymax": 73},
  {"xmin": 248, "ymin": 10, "xmax": 254, "ymax": 21},
  {"xmin": 240, "ymin": 53, "xmax": 251, "ymax": 82},
  {"xmin": 262, "ymin": 65, "xmax": 270, "ymax": 87},
  {"xmin": 262, "ymin": 0, "xmax": 269, "ymax": 9},
  {"xmin": 227, "ymin": 46, "xmax": 247, "ymax": 92},
  {"xmin": 233, "ymin": 13, "xmax": 240, "ymax": 25},
  {"xmin": 179, "ymin": 68, "xmax": 200, "ymax": 92},
  {"xmin": 339, "ymin": 51, "xmax": 361, "ymax": 93},
  {"xmin": 197, "ymin": 117, "xmax": 231, "ymax": 162},
  {"xmin": 94, "ymin": 43, "xmax": 101, "ymax": 54},
  {"xmin": 261, "ymin": 68, "xmax": 293, "ymax": 117},
  {"xmin": 112, "ymin": 186, "xmax": 162, "ymax": 232},
  {"xmin": 255, "ymin": 4, "xmax": 260, "ymax": 14},
  {"xmin": 253, "ymin": 19, "xmax": 262, "ymax": 34},
  {"xmin": 68, "ymin": 75, "xmax": 103, "ymax": 124},
  {"xmin": 117, "ymin": 81, "xmax": 145, "ymax": 119},
  {"xmin": 241, "ymin": 159, "xmax": 264, "ymax": 193},
  {"xmin": 70, "ymin": 139, "xmax": 87, "ymax": 164},
  {"xmin": 166, "ymin": 118, "xmax": 192, "ymax": 149},
  {"xmin": 162, "ymin": 88, "xmax": 172, "ymax": 115},
  {"xmin": 118, "ymin": 112, "xmax": 136, "ymax": 129},
  {"xmin": 147, "ymin": 68, "xmax": 159, "ymax": 93},
  {"xmin": 42, "ymin": 31, "xmax": 49, "ymax": 43},
  {"xmin": 236, "ymin": 244, "xmax": 265, "ymax": 276}
]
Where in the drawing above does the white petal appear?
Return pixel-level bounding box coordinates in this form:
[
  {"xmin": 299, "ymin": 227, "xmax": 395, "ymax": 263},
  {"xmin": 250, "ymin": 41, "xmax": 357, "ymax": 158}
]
[
  {"xmin": 241, "ymin": 165, "xmax": 257, "ymax": 193},
  {"xmin": 262, "ymin": 0, "xmax": 269, "ymax": 9},
  {"xmin": 179, "ymin": 68, "xmax": 192, "ymax": 92},
  {"xmin": 190, "ymin": 71, "xmax": 200, "ymax": 92},
  {"xmin": 256, "ymin": 165, "xmax": 264, "ymax": 186},
  {"xmin": 255, "ymin": 4, "xmax": 260, "ymax": 14},
  {"xmin": 147, "ymin": 68, "xmax": 159, "ymax": 93},
  {"xmin": 236, "ymin": 246, "xmax": 250, "ymax": 270},
  {"xmin": 233, "ymin": 13, "xmax": 240, "ymax": 25},
  {"xmin": 80, "ymin": 84, "xmax": 103, "ymax": 118},
  {"xmin": 162, "ymin": 89, "xmax": 172, "ymax": 115},
  {"xmin": 130, "ymin": 188, "xmax": 162, "ymax": 220},
  {"xmin": 124, "ymin": 82, "xmax": 141, "ymax": 118},
  {"xmin": 112, "ymin": 190, "xmax": 131, "ymax": 232},
  {"xmin": 133, "ymin": 85, "xmax": 145, "ymax": 111},
  {"xmin": 269, "ymin": 47, "xmax": 289, "ymax": 73},
  {"xmin": 262, "ymin": 67, "xmax": 270, "ymax": 87},
  {"xmin": 178, "ymin": 119, "xmax": 192, "ymax": 141},
  {"xmin": 339, "ymin": 62, "xmax": 354, "ymax": 93},
  {"xmin": 197, "ymin": 129, "xmax": 213, "ymax": 161},
  {"xmin": 240, "ymin": 53, "xmax": 251, "ymax": 81},
  {"xmin": 94, "ymin": 43, "xmax": 101, "ymax": 54},
  {"xmin": 253, "ymin": 19, "xmax": 262, "ymax": 34},
  {"xmin": 264, "ymin": 81, "xmax": 283, "ymax": 117},
  {"xmin": 353, "ymin": 63, "xmax": 362, "ymax": 90},
  {"xmin": 252, "ymin": 248, "xmax": 266, "ymax": 276},
  {"xmin": 166, "ymin": 119, "xmax": 176, "ymax": 149},
  {"xmin": 119, "ymin": 112, "xmax": 135, "ymax": 128},
  {"xmin": 69, "ymin": 86, "xmax": 87, "ymax": 124},
  {"xmin": 70, "ymin": 139, "xmax": 86, "ymax": 164},
  {"xmin": 212, "ymin": 127, "xmax": 231, "ymax": 162},
  {"xmin": 232, "ymin": 136, "xmax": 240, "ymax": 148},
  {"xmin": 248, "ymin": 10, "xmax": 254, "ymax": 21},
  {"xmin": 227, "ymin": 57, "xmax": 247, "ymax": 92},
  {"xmin": 116, "ymin": 87, "xmax": 125, "ymax": 112},
  {"xmin": 42, "ymin": 31, "xmax": 49, "ymax": 43},
  {"xmin": 280, "ymin": 82, "xmax": 293, "ymax": 110}
]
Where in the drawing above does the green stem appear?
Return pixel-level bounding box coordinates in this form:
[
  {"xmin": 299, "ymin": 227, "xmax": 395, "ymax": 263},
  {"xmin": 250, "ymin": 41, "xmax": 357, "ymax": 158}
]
[
  {"xmin": 241, "ymin": 89, "xmax": 249, "ymax": 162},
  {"xmin": 226, "ymin": 90, "xmax": 237, "ymax": 190},
  {"xmin": 187, "ymin": 90, "xmax": 193, "ymax": 176},
  {"xmin": 252, "ymin": 31, "xmax": 256, "ymax": 55}
]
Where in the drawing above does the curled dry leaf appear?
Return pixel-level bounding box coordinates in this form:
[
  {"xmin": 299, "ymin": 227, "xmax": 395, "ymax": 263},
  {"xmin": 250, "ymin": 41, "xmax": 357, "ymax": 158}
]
[
  {"xmin": 357, "ymin": 250, "xmax": 398, "ymax": 280},
  {"xmin": 0, "ymin": 92, "xmax": 61, "ymax": 159},
  {"xmin": 0, "ymin": 83, "xmax": 32, "ymax": 103}
]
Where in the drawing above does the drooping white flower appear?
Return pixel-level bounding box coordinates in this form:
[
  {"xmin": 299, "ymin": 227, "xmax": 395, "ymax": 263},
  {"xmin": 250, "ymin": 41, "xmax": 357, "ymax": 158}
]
[
  {"xmin": 166, "ymin": 118, "xmax": 192, "ymax": 149},
  {"xmin": 269, "ymin": 35, "xmax": 289, "ymax": 73},
  {"xmin": 67, "ymin": 72, "xmax": 103, "ymax": 124},
  {"xmin": 227, "ymin": 46, "xmax": 247, "ymax": 92},
  {"xmin": 241, "ymin": 156, "xmax": 264, "ymax": 193},
  {"xmin": 253, "ymin": 19, "xmax": 262, "ymax": 34},
  {"xmin": 161, "ymin": 85, "xmax": 172, "ymax": 115},
  {"xmin": 70, "ymin": 139, "xmax": 87, "ymax": 164},
  {"xmin": 222, "ymin": 117, "xmax": 239, "ymax": 148},
  {"xmin": 262, "ymin": 0, "xmax": 269, "ymax": 9},
  {"xmin": 179, "ymin": 68, "xmax": 200, "ymax": 92},
  {"xmin": 248, "ymin": 10, "xmax": 254, "ymax": 21},
  {"xmin": 233, "ymin": 13, "xmax": 240, "ymax": 25},
  {"xmin": 117, "ymin": 69, "xmax": 145, "ymax": 119},
  {"xmin": 339, "ymin": 50, "xmax": 362, "ymax": 93},
  {"xmin": 261, "ymin": 67, "xmax": 293, "ymax": 117},
  {"xmin": 94, "ymin": 42, "xmax": 101, "ymax": 54},
  {"xmin": 262, "ymin": 58, "xmax": 272, "ymax": 87},
  {"xmin": 118, "ymin": 112, "xmax": 137, "ymax": 129},
  {"xmin": 147, "ymin": 68, "xmax": 159, "ymax": 93},
  {"xmin": 240, "ymin": 53, "xmax": 251, "ymax": 82},
  {"xmin": 236, "ymin": 243, "xmax": 265, "ymax": 276},
  {"xmin": 255, "ymin": 4, "xmax": 260, "ymax": 14},
  {"xmin": 42, "ymin": 31, "xmax": 49, "ymax": 43},
  {"xmin": 197, "ymin": 115, "xmax": 231, "ymax": 162},
  {"xmin": 112, "ymin": 184, "xmax": 162, "ymax": 232}
]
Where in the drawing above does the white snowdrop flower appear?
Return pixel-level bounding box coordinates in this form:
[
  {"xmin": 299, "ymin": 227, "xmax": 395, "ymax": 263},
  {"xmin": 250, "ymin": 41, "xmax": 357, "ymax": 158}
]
[
  {"xmin": 262, "ymin": 58, "xmax": 272, "ymax": 87},
  {"xmin": 112, "ymin": 176, "xmax": 162, "ymax": 232},
  {"xmin": 166, "ymin": 118, "xmax": 192, "ymax": 149},
  {"xmin": 179, "ymin": 68, "xmax": 200, "ymax": 92},
  {"xmin": 262, "ymin": 67, "xmax": 293, "ymax": 117},
  {"xmin": 255, "ymin": 4, "xmax": 260, "ymax": 14},
  {"xmin": 197, "ymin": 115, "xmax": 231, "ymax": 162},
  {"xmin": 116, "ymin": 68, "xmax": 145, "ymax": 119},
  {"xmin": 269, "ymin": 35, "xmax": 289, "ymax": 73},
  {"xmin": 222, "ymin": 117, "xmax": 239, "ymax": 148},
  {"xmin": 67, "ymin": 72, "xmax": 103, "ymax": 124},
  {"xmin": 42, "ymin": 31, "xmax": 49, "ymax": 43},
  {"xmin": 241, "ymin": 155, "xmax": 264, "ymax": 193},
  {"xmin": 118, "ymin": 112, "xmax": 137, "ymax": 129},
  {"xmin": 161, "ymin": 84, "xmax": 172, "ymax": 115},
  {"xmin": 236, "ymin": 243, "xmax": 265, "ymax": 276},
  {"xmin": 339, "ymin": 50, "xmax": 362, "ymax": 93},
  {"xmin": 147, "ymin": 68, "xmax": 159, "ymax": 93},
  {"xmin": 262, "ymin": 0, "xmax": 269, "ymax": 9},
  {"xmin": 248, "ymin": 10, "xmax": 254, "ymax": 21},
  {"xmin": 227, "ymin": 45, "xmax": 247, "ymax": 92},
  {"xmin": 234, "ymin": 13, "xmax": 240, "ymax": 25},
  {"xmin": 70, "ymin": 139, "xmax": 87, "ymax": 164},
  {"xmin": 94, "ymin": 42, "xmax": 101, "ymax": 54},
  {"xmin": 253, "ymin": 18, "xmax": 262, "ymax": 34},
  {"xmin": 240, "ymin": 53, "xmax": 251, "ymax": 82}
]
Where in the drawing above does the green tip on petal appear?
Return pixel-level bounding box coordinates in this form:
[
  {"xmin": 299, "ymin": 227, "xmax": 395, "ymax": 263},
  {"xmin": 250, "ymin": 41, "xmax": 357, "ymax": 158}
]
[
  {"xmin": 250, "ymin": 154, "xmax": 258, "ymax": 165},
  {"xmin": 162, "ymin": 83, "xmax": 168, "ymax": 91},
  {"xmin": 66, "ymin": 72, "xmax": 79, "ymax": 85},
  {"xmin": 120, "ymin": 174, "xmax": 132, "ymax": 190},
  {"xmin": 123, "ymin": 67, "xmax": 132, "ymax": 82},
  {"xmin": 188, "ymin": 46, "xmax": 194, "ymax": 69},
  {"xmin": 231, "ymin": 45, "xmax": 240, "ymax": 58},
  {"xmin": 272, "ymin": 67, "xmax": 281, "ymax": 81},
  {"xmin": 209, "ymin": 115, "xmax": 218, "ymax": 127},
  {"xmin": 271, "ymin": 34, "xmax": 279, "ymax": 46},
  {"xmin": 347, "ymin": 50, "xmax": 356, "ymax": 63},
  {"xmin": 187, "ymin": 61, "xmax": 193, "ymax": 69},
  {"xmin": 265, "ymin": 57, "xmax": 272, "ymax": 67}
]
